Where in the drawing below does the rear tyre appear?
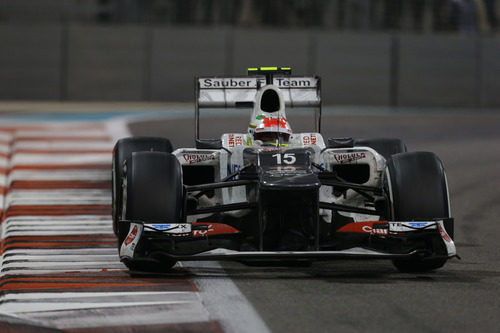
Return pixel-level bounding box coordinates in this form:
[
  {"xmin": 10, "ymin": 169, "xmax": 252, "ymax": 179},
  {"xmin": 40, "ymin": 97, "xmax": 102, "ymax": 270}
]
[
  {"xmin": 121, "ymin": 151, "xmax": 183, "ymax": 271},
  {"xmin": 385, "ymin": 152, "xmax": 451, "ymax": 273},
  {"xmin": 354, "ymin": 138, "xmax": 406, "ymax": 160},
  {"xmin": 112, "ymin": 137, "xmax": 172, "ymax": 235}
]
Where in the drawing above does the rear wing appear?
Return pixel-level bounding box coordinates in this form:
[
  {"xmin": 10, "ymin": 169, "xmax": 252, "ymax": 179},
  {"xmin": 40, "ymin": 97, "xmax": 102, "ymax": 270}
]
[
  {"xmin": 195, "ymin": 75, "xmax": 322, "ymax": 140},
  {"xmin": 197, "ymin": 76, "xmax": 321, "ymax": 108}
]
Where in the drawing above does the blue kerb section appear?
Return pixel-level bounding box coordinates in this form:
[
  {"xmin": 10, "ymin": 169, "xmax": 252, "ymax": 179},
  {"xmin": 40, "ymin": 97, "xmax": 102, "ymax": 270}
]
[
  {"xmin": 0, "ymin": 106, "xmax": 490, "ymax": 123},
  {"xmin": 0, "ymin": 112, "xmax": 138, "ymax": 122},
  {"xmin": 0, "ymin": 108, "xmax": 200, "ymax": 122},
  {"xmin": 1, "ymin": 106, "xmax": 467, "ymax": 123}
]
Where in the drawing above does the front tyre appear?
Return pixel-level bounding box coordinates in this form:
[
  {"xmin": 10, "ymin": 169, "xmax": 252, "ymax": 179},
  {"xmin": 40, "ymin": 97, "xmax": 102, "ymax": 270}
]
[
  {"xmin": 120, "ymin": 151, "xmax": 183, "ymax": 271},
  {"xmin": 112, "ymin": 137, "xmax": 173, "ymax": 235},
  {"xmin": 385, "ymin": 151, "xmax": 451, "ymax": 273}
]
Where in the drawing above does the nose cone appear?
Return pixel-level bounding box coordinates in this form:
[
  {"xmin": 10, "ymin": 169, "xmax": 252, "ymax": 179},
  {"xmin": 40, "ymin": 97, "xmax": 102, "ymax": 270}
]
[{"xmin": 249, "ymin": 85, "xmax": 292, "ymax": 136}]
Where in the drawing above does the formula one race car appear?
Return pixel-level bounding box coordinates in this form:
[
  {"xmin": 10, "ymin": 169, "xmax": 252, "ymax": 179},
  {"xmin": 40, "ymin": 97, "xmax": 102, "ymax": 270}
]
[{"xmin": 112, "ymin": 67, "xmax": 457, "ymax": 273}]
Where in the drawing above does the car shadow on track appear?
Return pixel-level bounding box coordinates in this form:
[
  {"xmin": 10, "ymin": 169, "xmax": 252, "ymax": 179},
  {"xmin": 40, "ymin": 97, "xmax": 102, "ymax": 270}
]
[{"xmin": 125, "ymin": 259, "xmax": 497, "ymax": 284}]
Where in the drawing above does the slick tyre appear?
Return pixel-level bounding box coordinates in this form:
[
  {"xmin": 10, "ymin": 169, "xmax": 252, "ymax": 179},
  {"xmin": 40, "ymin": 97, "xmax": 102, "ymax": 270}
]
[
  {"xmin": 112, "ymin": 137, "xmax": 172, "ymax": 235},
  {"xmin": 385, "ymin": 151, "xmax": 451, "ymax": 273},
  {"xmin": 122, "ymin": 151, "xmax": 183, "ymax": 271},
  {"xmin": 124, "ymin": 151, "xmax": 183, "ymax": 222},
  {"xmin": 354, "ymin": 138, "xmax": 407, "ymax": 160}
]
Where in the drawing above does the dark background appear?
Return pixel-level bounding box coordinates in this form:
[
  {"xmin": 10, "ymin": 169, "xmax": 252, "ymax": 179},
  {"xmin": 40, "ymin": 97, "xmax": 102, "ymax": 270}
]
[{"xmin": 1, "ymin": 0, "xmax": 500, "ymax": 108}]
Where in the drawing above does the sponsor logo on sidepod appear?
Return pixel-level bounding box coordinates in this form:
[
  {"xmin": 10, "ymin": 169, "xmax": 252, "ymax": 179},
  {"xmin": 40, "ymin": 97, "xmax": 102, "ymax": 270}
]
[
  {"xmin": 183, "ymin": 152, "xmax": 216, "ymax": 164},
  {"xmin": 228, "ymin": 134, "xmax": 243, "ymax": 147},
  {"xmin": 333, "ymin": 152, "xmax": 366, "ymax": 164},
  {"xmin": 303, "ymin": 134, "xmax": 317, "ymax": 146}
]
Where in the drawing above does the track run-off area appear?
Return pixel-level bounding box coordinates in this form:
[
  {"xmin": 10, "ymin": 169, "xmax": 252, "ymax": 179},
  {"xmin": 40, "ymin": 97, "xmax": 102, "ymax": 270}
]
[
  {"xmin": 0, "ymin": 104, "xmax": 498, "ymax": 332},
  {"xmin": 0, "ymin": 109, "xmax": 267, "ymax": 333}
]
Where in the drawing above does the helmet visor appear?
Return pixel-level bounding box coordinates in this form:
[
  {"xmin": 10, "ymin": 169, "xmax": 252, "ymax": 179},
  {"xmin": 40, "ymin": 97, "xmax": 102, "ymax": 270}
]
[{"xmin": 254, "ymin": 131, "xmax": 290, "ymax": 144}]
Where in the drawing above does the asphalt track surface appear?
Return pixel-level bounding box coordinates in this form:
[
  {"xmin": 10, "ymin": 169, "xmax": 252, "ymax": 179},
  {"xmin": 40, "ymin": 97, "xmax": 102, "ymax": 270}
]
[
  {"xmin": 130, "ymin": 109, "xmax": 500, "ymax": 333},
  {"xmin": 0, "ymin": 106, "xmax": 497, "ymax": 332}
]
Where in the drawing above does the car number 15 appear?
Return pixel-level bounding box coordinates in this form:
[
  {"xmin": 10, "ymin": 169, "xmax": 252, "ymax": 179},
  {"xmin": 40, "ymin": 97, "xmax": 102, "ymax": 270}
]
[{"xmin": 272, "ymin": 153, "xmax": 296, "ymax": 165}]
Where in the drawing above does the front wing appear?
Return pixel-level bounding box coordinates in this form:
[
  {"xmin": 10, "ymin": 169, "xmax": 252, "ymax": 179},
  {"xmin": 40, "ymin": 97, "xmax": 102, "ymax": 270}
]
[{"xmin": 119, "ymin": 219, "xmax": 457, "ymax": 263}]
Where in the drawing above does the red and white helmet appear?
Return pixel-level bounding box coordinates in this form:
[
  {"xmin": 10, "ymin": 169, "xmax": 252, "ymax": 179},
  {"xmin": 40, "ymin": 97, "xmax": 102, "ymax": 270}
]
[{"xmin": 248, "ymin": 85, "xmax": 292, "ymax": 144}]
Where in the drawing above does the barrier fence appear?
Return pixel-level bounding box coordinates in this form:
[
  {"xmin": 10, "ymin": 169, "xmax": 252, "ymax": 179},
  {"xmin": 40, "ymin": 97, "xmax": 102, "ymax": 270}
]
[{"xmin": 1, "ymin": 24, "xmax": 499, "ymax": 108}]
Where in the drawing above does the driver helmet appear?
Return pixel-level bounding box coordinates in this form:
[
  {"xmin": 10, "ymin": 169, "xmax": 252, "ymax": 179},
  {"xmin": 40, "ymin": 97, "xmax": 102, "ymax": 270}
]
[{"xmin": 248, "ymin": 85, "xmax": 292, "ymax": 145}]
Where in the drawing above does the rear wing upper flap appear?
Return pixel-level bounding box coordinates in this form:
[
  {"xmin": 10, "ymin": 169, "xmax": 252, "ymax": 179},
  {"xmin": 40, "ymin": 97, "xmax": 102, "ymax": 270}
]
[{"xmin": 196, "ymin": 75, "xmax": 321, "ymax": 108}]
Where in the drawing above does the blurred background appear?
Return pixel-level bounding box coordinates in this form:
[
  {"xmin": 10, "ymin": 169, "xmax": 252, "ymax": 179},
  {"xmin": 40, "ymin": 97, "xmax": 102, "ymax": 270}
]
[{"xmin": 0, "ymin": 0, "xmax": 499, "ymax": 107}]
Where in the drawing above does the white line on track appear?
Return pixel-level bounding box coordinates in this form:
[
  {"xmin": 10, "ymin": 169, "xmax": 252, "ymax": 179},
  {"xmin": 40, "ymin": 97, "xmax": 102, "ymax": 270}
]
[
  {"xmin": 1, "ymin": 291, "xmax": 194, "ymax": 300},
  {"xmin": 2, "ymin": 254, "xmax": 119, "ymax": 262},
  {"xmin": 5, "ymin": 222, "xmax": 111, "ymax": 228},
  {"xmin": 10, "ymin": 154, "xmax": 110, "ymax": 165},
  {"xmin": 3, "ymin": 231, "xmax": 112, "ymax": 237},
  {"xmin": 5, "ymin": 199, "xmax": 110, "ymax": 206},
  {"xmin": 187, "ymin": 261, "xmax": 271, "ymax": 333},
  {"xmin": 5, "ymin": 220, "xmax": 110, "ymax": 225},
  {"xmin": 12, "ymin": 141, "xmax": 113, "ymax": 151},
  {"xmin": 0, "ymin": 269, "xmax": 125, "ymax": 276},
  {"xmin": 3, "ymin": 301, "xmax": 201, "ymax": 314},
  {"xmin": 3, "ymin": 248, "xmax": 117, "ymax": 255},
  {"xmin": 20, "ymin": 302, "xmax": 212, "ymax": 329},
  {"xmin": 13, "ymin": 130, "xmax": 108, "ymax": 138},
  {"xmin": 4, "ymin": 223, "xmax": 111, "ymax": 230},
  {"xmin": 4, "ymin": 190, "xmax": 110, "ymax": 206},
  {"xmin": 7, "ymin": 170, "xmax": 110, "ymax": 183},
  {"xmin": 2, "ymin": 261, "xmax": 125, "ymax": 269},
  {"xmin": 0, "ymin": 132, "xmax": 12, "ymax": 141},
  {"xmin": 3, "ymin": 215, "xmax": 111, "ymax": 221},
  {"xmin": 4, "ymin": 223, "xmax": 112, "ymax": 231}
]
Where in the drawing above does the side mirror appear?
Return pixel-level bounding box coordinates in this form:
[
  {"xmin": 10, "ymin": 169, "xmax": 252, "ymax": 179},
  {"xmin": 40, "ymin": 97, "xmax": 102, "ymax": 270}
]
[
  {"xmin": 195, "ymin": 139, "xmax": 222, "ymax": 149},
  {"xmin": 327, "ymin": 137, "xmax": 354, "ymax": 148}
]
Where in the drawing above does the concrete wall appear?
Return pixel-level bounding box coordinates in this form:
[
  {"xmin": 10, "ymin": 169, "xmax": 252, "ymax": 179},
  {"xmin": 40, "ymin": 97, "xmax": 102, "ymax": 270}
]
[
  {"xmin": 398, "ymin": 35, "xmax": 478, "ymax": 108},
  {"xmin": 231, "ymin": 29, "xmax": 311, "ymax": 75},
  {"xmin": 150, "ymin": 28, "xmax": 228, "ymax": 101},
  {"xmin": 316, "ymin": 33, "xmax": 392, "ymax": 105},
  {"xmin": 66, "ymin": 25, "xmax": 147, "ymax": 100},
  {"xmin": 0, "ymin": 24, "xmax": 62, "ymax": 99},
  {"xmin": 0, "ymin": 23, "xmax": 499, "ymax": 108},
  {"xmin": 481, "ymin": 37, "xmax": 500, "ymax": 108}
]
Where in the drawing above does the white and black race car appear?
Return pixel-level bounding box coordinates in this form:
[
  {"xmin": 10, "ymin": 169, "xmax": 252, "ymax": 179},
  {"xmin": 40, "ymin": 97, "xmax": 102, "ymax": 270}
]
[{"xmin": 112, "ymin": 67, "xmax": 457, "ymax": 273}]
